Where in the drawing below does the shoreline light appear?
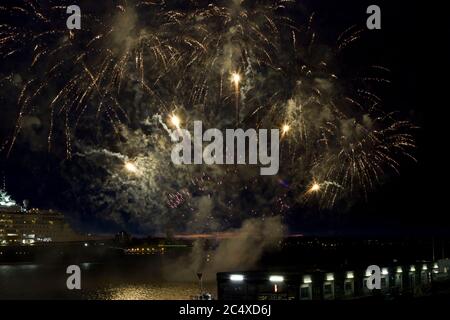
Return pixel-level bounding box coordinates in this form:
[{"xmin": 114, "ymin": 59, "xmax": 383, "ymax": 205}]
[
  {"xmin": 230, "ymin": 274, "xmax": 244, "ymax": 282},
  {"xmin": 269, "ymin": 275, "xmax": 284, "ymax": 283}
]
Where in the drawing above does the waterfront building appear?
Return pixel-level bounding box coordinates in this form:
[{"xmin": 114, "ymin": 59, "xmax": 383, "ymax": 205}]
[{"xmin": 217, "ymin": 260, "xmax": 450, "ymax": 300}]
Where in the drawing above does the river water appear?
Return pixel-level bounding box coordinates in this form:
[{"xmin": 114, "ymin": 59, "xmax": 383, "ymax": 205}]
[{"xmin": 0, "ymin": 262, "xmax": 217, "ymax": 300}]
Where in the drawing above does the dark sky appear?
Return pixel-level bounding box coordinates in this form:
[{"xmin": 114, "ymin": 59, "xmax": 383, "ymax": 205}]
[
  {"xmin": 0, "ymin": 0, "xmax": 448, "ymax": 236},
  {"xmin": 286, "ymin": 0, "xmax": 448, "ymax": 236}
]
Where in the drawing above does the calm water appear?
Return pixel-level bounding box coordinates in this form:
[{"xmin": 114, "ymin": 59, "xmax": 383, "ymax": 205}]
[{"xmin": 0, "ymin": 262, "xmax": 216, "ymax": 300}]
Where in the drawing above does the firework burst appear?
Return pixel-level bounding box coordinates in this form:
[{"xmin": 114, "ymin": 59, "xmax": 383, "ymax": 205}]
[{"xmin": 0, "ymin": 0, "xmax": 417, "ymax": 231}]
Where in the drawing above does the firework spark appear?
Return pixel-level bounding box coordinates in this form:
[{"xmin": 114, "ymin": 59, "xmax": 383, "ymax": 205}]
[
  {"xmin": 124, "ymin": 161, "xmax": 139, "ymax": 174},
  {"xmin": 281, "ymin": 124, "xmax": 290, "ymax": 136},
  {"xmin": 169, "ymin": 114, "xmax": 181, "ymax": 129},
  {"xmin": 308, "ymin": 182, "xmax": 321, "ymax": 193}
]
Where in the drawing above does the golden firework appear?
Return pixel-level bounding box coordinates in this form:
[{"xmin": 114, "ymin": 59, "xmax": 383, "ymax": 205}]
[
  {"xmin": 231, "ymin": 72, "xmax": 241, "ymax": 86},
  {"xmin": 308, "ymin": 182, "xmax": 321, "ymax": 193},
  {"xmin": 124, "ymin": 162, "xmax": 139, "ymax": 174},
  {"xmin": 170, "ymin": 114, "xmax": 181, "ymax": 129}
]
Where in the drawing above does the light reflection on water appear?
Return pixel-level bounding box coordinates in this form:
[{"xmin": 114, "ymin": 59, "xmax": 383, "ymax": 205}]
[
  {"xmin": 0, "ymin": 263, "xmax": 217, "ymax": 300},
  {"xmin": 87, "ymin": 283, "xmax": 215, "ymax": 300}
]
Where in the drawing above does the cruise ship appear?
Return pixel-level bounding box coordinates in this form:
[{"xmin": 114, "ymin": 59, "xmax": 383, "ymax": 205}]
[
  {"xmin": 0, "ymin": 189, "xmax": 127, "ymax": 263},
  {"xmin": 0, "ymin": 189, "xmax": 79, "ymax": 246}
]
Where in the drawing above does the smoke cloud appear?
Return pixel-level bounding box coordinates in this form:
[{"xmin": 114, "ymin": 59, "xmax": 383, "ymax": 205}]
[{"xmin": 163, "ymin": 216, "xmax": 285, "ymax": 282}]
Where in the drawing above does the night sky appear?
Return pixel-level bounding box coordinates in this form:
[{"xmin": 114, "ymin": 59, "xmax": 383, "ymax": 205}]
[{"xmin": 0, "ymin": 0, "xmax": 448, "ymax": 236}]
